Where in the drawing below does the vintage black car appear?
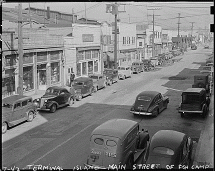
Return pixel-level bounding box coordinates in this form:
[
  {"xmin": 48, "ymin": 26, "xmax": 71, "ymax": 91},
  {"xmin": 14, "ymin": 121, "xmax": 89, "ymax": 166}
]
[
  {"xmin": 103, "ymin": 69, "xmax": 118, "ymax": 85},
  {"xmin": 130, "ymin": 91, "xmax": 169, "ymax": 117},
  {"xmin": 73, "ymin": 77, "xmax": 94, "ymax": 100},
  {"xmin": 178, "ymin": 88, "xmax": 210, "ymax": 118},
  {"xmin": 146, "ymin": 130, "xmax": 193, "ymax": 169},
  {"xmin": 192, "ymin": 74, "xmax": 211, "ymax": 95},
  {"xmin": 34, "ymin": 86, "xmax": 74, "ymax": 113},
  {"xmin": 85, "ymin": 119, "xmax": 149, "ymax": 169},
  {"xmin": 131, "ymin": 61, "xmax": 144, "ymax": 74},
  {"xmin": 204, "ymin": 44, "xmax": 209, "ymax": 49},
  {"xmin": 2, "ymin": 95, "xmax": 37, "ymax": 134},
  {"xmin": 191, "ymin": 44, "xmax": 197, "ymax": 50}
]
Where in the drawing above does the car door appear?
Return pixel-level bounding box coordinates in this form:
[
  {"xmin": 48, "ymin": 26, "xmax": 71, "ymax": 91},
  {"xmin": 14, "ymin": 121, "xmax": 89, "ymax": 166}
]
[
  {"xmin": 11, "ymin": 102, "xmax": 23, "ymax": 125},
  {"xmin": 55, "ymin": 89, "xmax": 63, "ymax": 105},
  {"xmin": 61, "ymin": 89, "xmax": 70, "ymax": 104},
  {"xmin": 156, "ymin": 93, "xmax": 164, "ymax": 111},
  {"xmin": 22, "ymin": 100, "xmax": 29, "ymax": 118}
]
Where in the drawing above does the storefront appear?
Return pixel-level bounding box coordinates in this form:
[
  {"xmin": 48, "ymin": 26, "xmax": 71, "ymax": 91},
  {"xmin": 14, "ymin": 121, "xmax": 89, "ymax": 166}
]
[
  {"xmin": 76, "ymin": 47, "xmax": 100, "ymax": 76},
  {"xmin": 50, "ymin": 51, "xmax": 62, "ymax": 85}
]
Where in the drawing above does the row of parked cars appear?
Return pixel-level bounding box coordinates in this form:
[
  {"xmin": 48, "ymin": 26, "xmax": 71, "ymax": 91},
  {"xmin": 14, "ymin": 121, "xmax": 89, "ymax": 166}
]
[{"xmin": 84, "ymin": 53, "xmax": 213, "ymax": 169}]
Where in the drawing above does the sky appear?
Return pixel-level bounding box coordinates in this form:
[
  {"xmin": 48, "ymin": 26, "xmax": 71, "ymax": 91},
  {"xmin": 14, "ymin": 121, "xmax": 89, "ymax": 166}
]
[{"xmin": 3, "ymin": 1, "xmax": 214, "ymax": 33}]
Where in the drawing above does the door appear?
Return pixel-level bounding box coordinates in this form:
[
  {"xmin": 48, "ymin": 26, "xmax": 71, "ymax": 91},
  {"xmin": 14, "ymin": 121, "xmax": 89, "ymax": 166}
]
[
  {"xmin": 60, "ymin": 89, "xmax": 70, "ymax": 104},
  {"xmin": 156, "ymin": 94, "xmax": 164, "ymax": 111},
  {"xmin": 11, "ymin": 102, "xmax": 23, "ymax": 125},
  {"xmin": 98, "ymin": 76, "xmax": 103, "ymax": 89}
]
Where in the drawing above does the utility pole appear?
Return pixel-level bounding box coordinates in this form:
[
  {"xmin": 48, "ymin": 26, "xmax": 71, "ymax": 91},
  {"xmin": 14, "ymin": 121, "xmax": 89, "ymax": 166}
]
[
  {"xmin": 190, "ymin": 22, "xmax": 195, "ymax": 41},
  {"xmin": 28, "ymin": 3, "xmax": 32, "ymax": 28},
  {"xmin": 176, "ymin": 13, "xmax": 184, "ymax": 48},
  {"xmin": 85, "ymin": 2, "xmax": 87, "ymax": 24},
  {"xmin": 18, "ymin": 3, "xmax": 23, "ymax": 95},
  {"xmin": 106, "ymin": 3, "xmax": 125, "ymax": 69},
  {"xmin": 147, "ymin": 8, "xmax": 160, "ymax": 59}
]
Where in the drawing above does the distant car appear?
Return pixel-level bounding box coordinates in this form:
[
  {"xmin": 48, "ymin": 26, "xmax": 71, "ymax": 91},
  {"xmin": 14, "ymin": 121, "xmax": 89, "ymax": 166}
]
[
  {"xmin": 191, "ymin": 44, "xmax": 197, "ymax": 50},
  {"xmin": 73, "ymin": 77, "xmax": 94, "ymax": 101},
  {"xmin": 118, "ymin": 66, "xmax": 132, "ymax": 80},
  {"xmin": 130, "ymin": 91, "xmax": 169, "ymax": 117},
  {"xmin": 103, "ymin": 69, "xmax": 118, "ymax": 86},
  {"xmin": 146, "ymin": 130, "xmax": 193, "ymax": 169},
  {"xmin": 34, "ymin": 86, "xmax": 74, "ymax": 113},
  {"xmin": 89, "ymin": 74, "xmax": 106, "ymax": 92},
  {"xmin": 178, "ymin": 88, "xmax": 210, "ymax": 118},
  {"xmin": 204, "ymin": 45, "xmax": 209, "ymax": 49},
  {"xmin": 131, "ymin": 61, "xmax": 144, "ymax": 74},
  {"xmin": 85, "ymin": 119, "xmax": 149, "ymax": 169},
  {"xmin": 2, "ymin": 95, "xmax": 37, "ymax": 134},
  {"xmin": 142, "ymin": 59, "xmax": 154, "ymax": 71}
]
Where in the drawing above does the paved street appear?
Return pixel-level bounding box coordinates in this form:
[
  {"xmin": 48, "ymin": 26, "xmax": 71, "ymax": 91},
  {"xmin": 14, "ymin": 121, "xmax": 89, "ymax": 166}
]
[{"xmin": 2, "ymin": 46, "xmax": 213, "ymax": 169}]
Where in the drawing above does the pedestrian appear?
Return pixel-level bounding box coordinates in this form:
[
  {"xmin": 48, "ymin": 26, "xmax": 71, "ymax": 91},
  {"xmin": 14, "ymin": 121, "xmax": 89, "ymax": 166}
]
[{"xmin": 70, "ymin": 71, "xmax": 75, "ymax": 87}]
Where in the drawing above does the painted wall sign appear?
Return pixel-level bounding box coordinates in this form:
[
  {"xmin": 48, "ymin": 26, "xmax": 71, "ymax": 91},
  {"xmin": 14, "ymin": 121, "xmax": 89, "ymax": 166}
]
[{"xmin": 82, "ymin": 34, "xmax": 94, "ymax": 42}]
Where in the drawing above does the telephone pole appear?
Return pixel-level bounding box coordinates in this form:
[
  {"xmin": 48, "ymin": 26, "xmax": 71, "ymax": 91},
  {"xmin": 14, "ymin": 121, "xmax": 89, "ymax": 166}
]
[
  {"xmin": 147, "ymin": 8, "xmax": 160, "ymax": 58},
  {"xmin": 190, "ymin": 22, "xmax": 195, "ymax": 41},
  {"xmin": 18, "ymin": 3, "xmax": 23, "ymax": 95},
  {"xmin": 176, "ymin": 13, "xmax": 184, "ymax": 48}
]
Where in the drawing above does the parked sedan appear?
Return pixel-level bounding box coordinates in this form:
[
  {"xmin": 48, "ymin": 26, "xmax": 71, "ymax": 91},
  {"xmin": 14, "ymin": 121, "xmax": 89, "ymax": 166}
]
[
  {"xmin": 89, "ymin": 74, "xmax": 106, "ymax": 92},
  {"xmin": 146, "ymin": 130, "xmax": 193, "ymax": 169},
  {"xmin": 130, "ymin": 91, "xmax": 169, "ymax": 117},
  {"xmin": 34, "ymin": 86, "xmax": 74, "ymax": 113}
]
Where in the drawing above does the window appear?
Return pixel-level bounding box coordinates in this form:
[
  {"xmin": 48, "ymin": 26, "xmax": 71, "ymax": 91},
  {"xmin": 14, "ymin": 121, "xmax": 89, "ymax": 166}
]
[
  {"xmin": 85, "ymin": 51, "xmax": 91, "ymax": 60},
  {"xmin": 123, "ymin": 37, "xmax": 126, "ymax": 44},
  {"xmin": 139, "ymin": 42, "xmax": 142, "ymax": 46},
  {"xmin": 106, "ymin": 140, "xmax": 117, "ymax": 147},
  {"xmin": 127, "ymin": 37, "xmax": 129, "ymax": 44},
  {"xmin": 22, "ymin": 100, "xmax": 28, "ymax": 107},
  {"xmin": 94, "ymin": 138, "xmax": 104, "ymax": 145},
  {"xmin": 137, "ymin": 96, "xmax": 151, "ymax": 101},
  {"xmin": 153, "ymin": 147, "xmax": 174, "ymax": 155},
  {"xmin": 14, "ymin": 103, "xmax": 21, "ymax": 109}
]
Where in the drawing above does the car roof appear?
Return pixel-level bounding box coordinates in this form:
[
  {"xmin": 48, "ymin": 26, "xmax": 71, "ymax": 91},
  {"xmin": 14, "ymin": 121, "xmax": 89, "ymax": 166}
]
[
  {"xmin": 183, "ymin": 88, "xmax": 205, "ymax": 93},
  {"xmin": 137, "ymin": 91, "xmax": 160, "ymax": 98},
  {"xmin": 47, "ymin": 86, "xmax": 66, "ymax": 90},
  {"xmin": 74, "ymin": 77, "xmax": 92, "ymax": 82},
  {"xmin": 92, "ymin": 119, "xmax": 138, "ymax": 139},
  {"xmin": 150, "ymin": 130, "xmax": 185, "ymax": 151},
  {"xmin": 3, "ymin": 95, "xmax": 31, "ymax": 104}
]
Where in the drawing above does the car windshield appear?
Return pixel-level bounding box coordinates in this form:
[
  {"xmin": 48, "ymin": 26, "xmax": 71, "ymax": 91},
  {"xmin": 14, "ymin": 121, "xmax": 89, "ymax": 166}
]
[
  {"xmin": 137, "ymin": 96, "xmax": 151, "ymax": 101},
  {"xmin": 74, "ymin": 82, "xmax": 84, "ymax": 86},
  {"xmin": 2, "ymin": 103, "xmax": 13, "ymax": 108},
  {"xmin": 182, "ymin": 94, "xmax": 200, "ymax": 104},
  {"xmin": 153, "ymin": 147, "xmax": 174, "ymax": 156},
  {"xmin": 89, "ymin": 76, "xmax": 98, "ymax": 79},
  {"xmin": 45, "ymin": 88, "xmax": 60, "ymax": 95}
]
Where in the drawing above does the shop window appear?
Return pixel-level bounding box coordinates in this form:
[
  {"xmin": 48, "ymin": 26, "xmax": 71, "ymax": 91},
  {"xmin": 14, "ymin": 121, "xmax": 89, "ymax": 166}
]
[
  {"xmin": 51, "ymin": 62, "xmax": 60, "ymax": 84},
  {"xmin": 77, "ymin": 63, "xmax": 81, "ymax": 76},
  {"xmin": 37, "ymin": 52, "xmax": 47, "ymax": 62},
  {"xmin": 23, "ymin": 66, "xmax": 34, "ymax": 91},
  {"xmin": 85, "ymin": 51, "xmax": 91, "ymax": 60},
  {"xmin": 5, "ymin": 54, "xmax": 17, "ymax": 67},
  {"xmin": 139, "ymin": 42, "xmax": 142, "ymax": 46},
  {"xmin": 94, "ymin": 60, "xmax": 98, "ymax": 72},
  {"xmin": 92, "ymin": 50, "xmax": 99, "ymax": 59},
  {"xmin": 2, "ymin": 70, "xmax": 15, "ymax": 96},
  {"xmin": 77, "ymin": 51, "xmax": 84, "ymax": 62},
  {"xmin": 82, "ymin": 62, "xmax": 87, "ymax": 75},
  {"xmin": 88, "ymin": 61, "xmax": 93, "ymax": 75},
  {"xmin": 37, "ymin": 64, "xmax": 47, "ymax": 86}
]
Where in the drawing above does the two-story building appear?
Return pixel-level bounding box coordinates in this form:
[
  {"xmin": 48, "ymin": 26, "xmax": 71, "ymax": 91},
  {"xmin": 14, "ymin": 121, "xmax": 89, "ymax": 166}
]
[{"xmin": 136, "ymin": 24, "xmax": 147, "ymax": 61}]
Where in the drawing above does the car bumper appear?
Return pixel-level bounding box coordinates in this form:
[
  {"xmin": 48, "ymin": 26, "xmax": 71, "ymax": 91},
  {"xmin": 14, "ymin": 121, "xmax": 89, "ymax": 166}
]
[
  {"xmin": 178, "ymin": 110, "xmax": 203, "ymax": 114},
  {"xmin": 130, "ymin": 111, "xmax": 153, "ymax": 115}
]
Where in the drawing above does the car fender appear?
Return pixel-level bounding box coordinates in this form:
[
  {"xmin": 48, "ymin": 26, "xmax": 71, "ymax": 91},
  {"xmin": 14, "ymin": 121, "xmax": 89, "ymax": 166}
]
[
  {"xmin": 46, "ymin": 101, "xmax": 59, "ymax": 108},
  {"xmin": 25, "ymin": 109, "xmax": 36, "ymax": 117},
  {"xmin": 123, "ymin": 151, "xmax": 134, "ymax": 165},
  {"xmin": 148, "ymin": 105, "xmax": 159, "ymax": 113}
]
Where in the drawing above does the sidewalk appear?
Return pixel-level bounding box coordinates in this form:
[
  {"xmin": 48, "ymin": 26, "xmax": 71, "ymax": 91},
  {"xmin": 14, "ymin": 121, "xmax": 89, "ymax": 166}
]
[{"xmin": 193, "ymin": 87, "xmax": 214, "ymax": 168}]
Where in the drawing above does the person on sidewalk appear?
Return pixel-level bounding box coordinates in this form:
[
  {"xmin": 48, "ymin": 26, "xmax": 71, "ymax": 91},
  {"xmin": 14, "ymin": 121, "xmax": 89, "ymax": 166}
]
[{"xmin": 70, "ymin": 72, "xmax": 75, "ymax": 87}]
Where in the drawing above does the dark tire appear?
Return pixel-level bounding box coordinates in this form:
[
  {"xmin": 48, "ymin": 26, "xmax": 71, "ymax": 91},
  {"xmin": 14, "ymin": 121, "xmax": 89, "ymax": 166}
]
[
  {"xmin": 123, "ymin": 75, "xmax": 126, "ymax": 80},
  {"xmin": 181, "ymin": 112, "xmax": 185, "ymax": 118},
  {"xmin": 27, "ymin": 111, "xmax": 34, "ymax": 122},
  {"xmin": 2, "ymin": 122, "xmax": 8, "ymax": 134},
  {"xmin": 50, "ymin": 104, "xmax": 57, "ymax": 113},
  {"xmin": 202, "ymin": 106, "xmax": 207, "ymax": 118},
  {"xmin": 154, "ymin": 109, "xmax": 159, "ymax": 117},
  {"xmin": 125, "ymin": 156, "xmax": 134, "ymax": 169}
]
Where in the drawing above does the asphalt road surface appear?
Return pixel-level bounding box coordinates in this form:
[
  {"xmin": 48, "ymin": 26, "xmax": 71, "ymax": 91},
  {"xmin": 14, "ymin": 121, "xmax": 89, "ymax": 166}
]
[{"xmin": 2, "ymin": 46, "xmax": 213, "ymax": 170}]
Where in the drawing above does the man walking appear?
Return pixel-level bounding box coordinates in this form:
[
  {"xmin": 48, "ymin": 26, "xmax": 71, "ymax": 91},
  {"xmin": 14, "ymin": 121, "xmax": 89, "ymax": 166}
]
[{"xmin": 70, "ymin": 71, "xmax": 75, "ymax": 87}]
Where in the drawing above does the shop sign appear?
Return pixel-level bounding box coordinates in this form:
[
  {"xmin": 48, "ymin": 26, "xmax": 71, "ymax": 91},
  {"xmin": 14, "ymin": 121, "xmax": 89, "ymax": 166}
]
[{"xmin": 82, "ymin": 34, "xmax": 94, "ymax": 42}]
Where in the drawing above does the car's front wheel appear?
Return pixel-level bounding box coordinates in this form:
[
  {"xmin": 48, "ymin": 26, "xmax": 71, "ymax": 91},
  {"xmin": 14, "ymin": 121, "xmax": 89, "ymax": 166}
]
[
  {"xmin": 27, "ymin": 111, "xmax": 34, "ymax": 122},
  {"xmin": 2, "ymin": 122, "xmax": 8, "ymax": 134},
  {"xmin": 125, "ymin": 156, "xmax": 134, "ymax": 169},
  {"xmin": 50, "ymin": 104, "xmax": 57, "ymax": 113}
]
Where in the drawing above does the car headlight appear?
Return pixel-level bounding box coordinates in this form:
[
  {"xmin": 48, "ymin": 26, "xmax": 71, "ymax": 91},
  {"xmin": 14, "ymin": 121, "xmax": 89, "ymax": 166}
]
[
  {"xmin": 44, "ymin": 99, "xmax": 48, "ymax": 103},
  {"xmin": 36, "ymin": 98, "xmax": 40, "ymax": 101}
]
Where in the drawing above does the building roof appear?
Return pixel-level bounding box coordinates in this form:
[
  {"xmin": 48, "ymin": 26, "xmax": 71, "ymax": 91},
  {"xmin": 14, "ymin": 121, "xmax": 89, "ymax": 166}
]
[
  {"xmin": 77, "ymin": 18, "xmax": 101, "ymax": 25},
  {"xmin": 92, "ymin": 119, "xmax": 138, "ymax": 139},
  {"xmin": 150, "ymin": 130, "xmax": 185, "ymax": 151}
]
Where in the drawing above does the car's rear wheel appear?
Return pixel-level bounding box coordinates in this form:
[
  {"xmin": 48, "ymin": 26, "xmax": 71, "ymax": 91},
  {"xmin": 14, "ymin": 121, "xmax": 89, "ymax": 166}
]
[
  {"xmin": 2, "ymin": 122, "xmax": 8, "ymax": 134},
  {"xmin": 27, "ymin": 111, "xmax": 34, "ymax": 122},
  {"xmin": 50, "ymin": 104, "xmax": 57, "ymax": 113},
  {"xmin": 154, "ymin": 109, "xmax": 159, "ymax": 117}
]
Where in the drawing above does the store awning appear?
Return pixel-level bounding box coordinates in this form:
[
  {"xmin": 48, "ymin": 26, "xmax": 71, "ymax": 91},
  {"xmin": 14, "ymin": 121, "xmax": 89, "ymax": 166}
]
[
  {"xmin": 104, "ymin": 52, "xmax": 127, "ymax": 61},
  {"xmin": 77, "ymin": 46, "xmax": 100, "ymax": 52}
]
